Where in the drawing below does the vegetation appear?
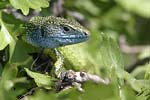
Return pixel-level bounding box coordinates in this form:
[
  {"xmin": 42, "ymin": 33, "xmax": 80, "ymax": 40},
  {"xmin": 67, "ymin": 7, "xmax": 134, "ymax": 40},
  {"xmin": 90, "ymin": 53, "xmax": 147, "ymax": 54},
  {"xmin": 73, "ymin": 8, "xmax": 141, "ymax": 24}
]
[{"xmin": 0, "ymin": 0, "xmax": 150, "ymax": 100}]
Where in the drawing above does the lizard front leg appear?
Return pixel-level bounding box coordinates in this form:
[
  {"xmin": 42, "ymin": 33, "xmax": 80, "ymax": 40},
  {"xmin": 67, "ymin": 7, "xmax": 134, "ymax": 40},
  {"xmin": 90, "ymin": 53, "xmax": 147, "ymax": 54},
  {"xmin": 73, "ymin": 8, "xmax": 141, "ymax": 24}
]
[
  {"xmin": 53, "ymin": 48, "xmax": 65, "ymax": 78},
  {"xmin": 53, "ymin": 48, "xmax": 109, "ymax": 91}
]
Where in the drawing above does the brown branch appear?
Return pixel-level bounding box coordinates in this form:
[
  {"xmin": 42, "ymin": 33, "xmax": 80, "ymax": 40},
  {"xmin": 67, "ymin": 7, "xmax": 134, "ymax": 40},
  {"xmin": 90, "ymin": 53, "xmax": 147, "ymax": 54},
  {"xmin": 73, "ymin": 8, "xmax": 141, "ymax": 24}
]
[
  {"xmin": 50, "ymin": 0, "xmax": 64, "ymax": 17},
  {"xmin": 126, "ymin": 57, "xmax": 150, "ymax": 72},
  {"xmin": 3, "ymin": 7, "xmax": 40, "ymax": 21},
  {"xmin": 56, "ymin": 70, "xmax": 109, "ymax": 91},
  {"xmin": 119, "ymin": 35, "xmax": 150, "ymax": 72},
  {"xmin": 119, "ymin": 35, "xmax": 150, "ymax": 54}
]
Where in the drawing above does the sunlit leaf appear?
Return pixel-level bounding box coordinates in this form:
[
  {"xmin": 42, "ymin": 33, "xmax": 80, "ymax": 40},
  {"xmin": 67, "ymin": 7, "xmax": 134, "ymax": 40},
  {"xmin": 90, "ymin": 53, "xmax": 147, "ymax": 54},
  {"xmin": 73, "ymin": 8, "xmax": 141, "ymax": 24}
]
[
  {"xmin": 75, "ymin": 0, "xmax": 100, "ymax": 16},
  {"xmin": 144, "ymin": 64, "xmax": 150, "ymax": 80},
  {"xmin": 0, "ymin": 17, "xmax": 14, "ymax": 51},
  {"xmin": 25, "ymin": 68, "xmax": 55, "ymax": 89},
  {"xmin": 0, "ymin": 63, "xmax": 27, "ymax": 100},
  {"xmin": 139, "ymin": 48, "xmax": 150, "ymax": 59},
  {"xmin": 116, "ymin": 0, "xmax": 150, "ymax": 18},
  {"xmin": 130, "ymin": 80, "xmax": 150, "ymax": 92},
  {"xmin": 97, "ymin": 32, "xmax": 124, "ymax": 77},
  {"xmin": 1, "ymin": 63, "xmax": 18, "ymax": 90},
  {"xmin": 0, "ymin": 12, "xmax": 23, "ymax": 61},
  {"xmin": 9, "ymin": 0, "xmax": 49, "ymax": 15},
  {"xmin": 121, "ymin": 86, "xmax": 137, "ymax": 100},
  {"xmin": 131, "ymin": 65, "xmax": 146, "ymax": 78},
  {"xmin": 137, "ymin": 88, "xmax": 150, "ymax": 100}
]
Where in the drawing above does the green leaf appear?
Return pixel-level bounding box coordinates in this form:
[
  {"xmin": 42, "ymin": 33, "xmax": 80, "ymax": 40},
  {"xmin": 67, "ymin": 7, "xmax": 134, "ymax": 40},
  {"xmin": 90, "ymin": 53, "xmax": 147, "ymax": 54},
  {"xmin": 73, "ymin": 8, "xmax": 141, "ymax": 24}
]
[
  {"xmin": 9, "ymin": 0, "xmax": 49, "ymax": 15},
  {"xmin": 139, "ymin": 48, "xmax": 150, "ymax": 59},
  {"xmin": 116, "ymin": 0, "xmax": 150, "ymax": 18},
  {"xmin": 58, "ymin": 83, "xmax": 119, "ymax": 100},
  {"xmin": 0, "ymin": 89, "xmax": 17, "ymax": 100},
  {"xmin": 121, "ymin": 86, "xmax": 138, "ymax": 100},
  {"xmin": 144, "ymin": 64, "xmax": 150, "ymax": 80},
  {"xmin": 0, "ymin": 18, "xmax": 16, "ymax": 61},
  {"xmin": 75, "ymin": 0, "xmax": 100, "ymax": 16},
  {"xmin": 0, "ymin": 63, "xmax": 18, "ymax": 92},
  {"xmin": 25, "ymin": 68, "xmax": 55, "ymax": 89},
  {"xmin": 0, "ymin": 12, "xmax": 23, "ymax": 61},
  {"xmin": 82, "ymin": 83, "xmax": 119, "ymax": 100},
  {"xmin": 0, "ymin": 17, "xmax": 15, "ymax": 51},
  {"xmin": 29, "ymin": 90, "xmax": 57, "ymax": 100},
  {"xmin": 131, "ymin": 65, "xmax": 147, "ymax": 78},
  {"xmin": 0, "ymin": 63, "xmax": 27, "ymax": 100},
  {"xmin": 1, "ymin": 63, "xmax": 18, "ymax": 81},
  {"xmin": 130, "ymin": 80, "xmax": 150, "ymax": 92},
  {"xmin": 10, "ymin": 40, "xmax": 37, "ymax": 63},
  {"xmin": 0, "ymin": 1, "xmax": 8, "ymax": 9},
  {"xmin": 137, "ymin": 88, "xmax": 150, "ymax": 100},
  {"xmin": 97, "ymin": 32, "xmax": 124, "ymax": 77},
  {"xmin": 120, "ymin": 70, "xmax": 150, "ymax": 93}
]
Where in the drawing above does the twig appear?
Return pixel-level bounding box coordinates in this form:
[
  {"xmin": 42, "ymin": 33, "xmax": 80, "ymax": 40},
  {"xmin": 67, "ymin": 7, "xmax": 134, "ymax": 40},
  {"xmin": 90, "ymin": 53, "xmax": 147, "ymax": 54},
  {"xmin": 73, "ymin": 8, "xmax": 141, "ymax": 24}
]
[
  {"xmin": 50, "ymin": 0, "xmax": 64, "ymax": 16},
  {"xmin": 127, "ymin": 57, "xmax": 150, "ymax": 72},
  {"xmin": 19, "ymin": 87, "xmax": 38, "ymax": 100},
  {"xmin": 119, "ymin": 35, "xmax": 150, "ymax": 54},
  {"xmin": 3, "ymin": 7, "xmax": 40, "ymax": 21},
  {"xmin": 56, "ymin": 70, "xmax": 109, "ymax": 91}
]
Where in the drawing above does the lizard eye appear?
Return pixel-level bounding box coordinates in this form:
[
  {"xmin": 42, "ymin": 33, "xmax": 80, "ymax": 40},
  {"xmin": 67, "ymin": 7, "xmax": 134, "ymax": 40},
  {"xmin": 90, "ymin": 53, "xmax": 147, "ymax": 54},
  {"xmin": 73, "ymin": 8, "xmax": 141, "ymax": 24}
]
[{"xmin": 63, "ymin": 26, "xmax": 70, "ymax": 32}]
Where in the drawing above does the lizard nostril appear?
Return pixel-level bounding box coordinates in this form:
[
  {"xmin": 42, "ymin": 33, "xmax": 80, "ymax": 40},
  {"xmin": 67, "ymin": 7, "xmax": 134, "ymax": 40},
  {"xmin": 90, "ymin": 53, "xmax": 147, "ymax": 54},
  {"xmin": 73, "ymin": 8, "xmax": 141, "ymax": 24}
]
[{"xmin": 83, "ymin": 32, "xmax": 88, "ymax": 36}]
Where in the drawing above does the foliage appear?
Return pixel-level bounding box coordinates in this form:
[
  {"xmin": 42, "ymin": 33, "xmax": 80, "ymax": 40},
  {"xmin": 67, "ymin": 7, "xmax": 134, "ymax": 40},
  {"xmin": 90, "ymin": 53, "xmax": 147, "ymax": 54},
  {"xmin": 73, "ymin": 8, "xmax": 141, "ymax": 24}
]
[
  {"xmin": 9, "ymin": 0, "xmax": 49, "ymax": 15},
  {"xmin": 116, "ymin": 0, "xmax": 150, "ymax": 18},
  {"xmin": 0, "ymin": 0, "xmax": 150, "ymax": 100},
  {"xmin": 25, "ymin": 68, "xmax": 55, "ymax": 89}
]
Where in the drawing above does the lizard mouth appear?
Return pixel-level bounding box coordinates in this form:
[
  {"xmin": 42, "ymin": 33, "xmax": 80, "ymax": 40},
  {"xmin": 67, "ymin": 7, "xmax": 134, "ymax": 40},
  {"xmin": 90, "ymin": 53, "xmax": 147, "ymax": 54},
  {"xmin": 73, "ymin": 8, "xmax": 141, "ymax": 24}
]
[
  {"xmin": 50, "ymin": 34, "xmax": 89, "ymax": 39},
  {"xmin": 50, "ymin": 34, "xmax": 89, "ymax": 46}
]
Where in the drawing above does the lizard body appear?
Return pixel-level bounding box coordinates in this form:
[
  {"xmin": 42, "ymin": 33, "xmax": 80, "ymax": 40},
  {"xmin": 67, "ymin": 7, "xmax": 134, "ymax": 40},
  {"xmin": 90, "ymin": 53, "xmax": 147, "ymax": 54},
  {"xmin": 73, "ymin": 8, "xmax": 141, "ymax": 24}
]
[
  {"xmin": 23, "ymin": 16, "xmax": 89, "ymax": 48},
  {"xmin": 22, "ymin": 16, "xmax": 109, "ymax": 90},
  {"xmin": 23, "ymin": 16, "xmax": 90, "ymax": 77}
]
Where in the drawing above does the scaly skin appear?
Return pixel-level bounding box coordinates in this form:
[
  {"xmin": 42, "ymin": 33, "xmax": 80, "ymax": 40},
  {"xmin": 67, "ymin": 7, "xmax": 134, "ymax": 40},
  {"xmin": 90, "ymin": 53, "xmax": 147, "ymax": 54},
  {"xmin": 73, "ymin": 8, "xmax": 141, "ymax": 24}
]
[
  {"xmin": 23, "ymin": 16, "xmax": 90, "ymax": 77},
  {"xmin": 23, "ymin": 16, "xmax": 109, "ymax": 88},
  {"xmin": 23, "ymin": 16, "xmax": 89, "ymax": 48}
]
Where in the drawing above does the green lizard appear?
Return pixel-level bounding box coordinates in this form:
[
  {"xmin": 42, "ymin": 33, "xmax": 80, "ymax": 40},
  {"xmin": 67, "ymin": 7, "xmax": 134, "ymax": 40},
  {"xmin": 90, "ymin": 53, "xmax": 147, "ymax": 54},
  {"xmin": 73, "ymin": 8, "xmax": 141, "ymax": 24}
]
[
  {"xmin": 24, "ymin": 16, "xmax": 89, "ymax": 48},
  {"xmin": 22, "ymin": 16, "xmax": 111, "ymax": 91},
  {"xmin": 23, "ymin": 16, "xmax": 90, "ymax": 77}
]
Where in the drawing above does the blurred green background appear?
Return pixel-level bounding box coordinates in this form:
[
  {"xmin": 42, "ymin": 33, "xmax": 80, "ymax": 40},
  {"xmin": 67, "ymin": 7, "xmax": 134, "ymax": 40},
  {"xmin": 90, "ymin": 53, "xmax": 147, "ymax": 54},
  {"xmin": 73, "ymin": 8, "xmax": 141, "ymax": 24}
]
[
  {"xmin": 0, "ymin": 0, "xmax": 150, "ymax": 100},
  {"xmin": 63, "ymin": 0, "xmax": 150, "ymax": 72}
]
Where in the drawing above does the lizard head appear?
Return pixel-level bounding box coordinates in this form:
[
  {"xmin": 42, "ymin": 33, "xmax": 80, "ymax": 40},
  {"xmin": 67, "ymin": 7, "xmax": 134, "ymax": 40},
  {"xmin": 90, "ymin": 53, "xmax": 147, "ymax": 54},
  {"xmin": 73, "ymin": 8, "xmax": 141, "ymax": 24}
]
[{"xmin": 23, "ymin": 16, "xmax": 90, "ymax": 48}]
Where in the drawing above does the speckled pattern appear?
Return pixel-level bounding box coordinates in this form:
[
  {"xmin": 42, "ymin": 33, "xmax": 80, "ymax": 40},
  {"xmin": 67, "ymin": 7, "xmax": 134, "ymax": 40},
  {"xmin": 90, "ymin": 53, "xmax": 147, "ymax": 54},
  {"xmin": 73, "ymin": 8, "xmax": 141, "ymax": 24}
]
[{"xmin": 24, "ymin": 16, "xmax": 89, "ymax": 48}]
